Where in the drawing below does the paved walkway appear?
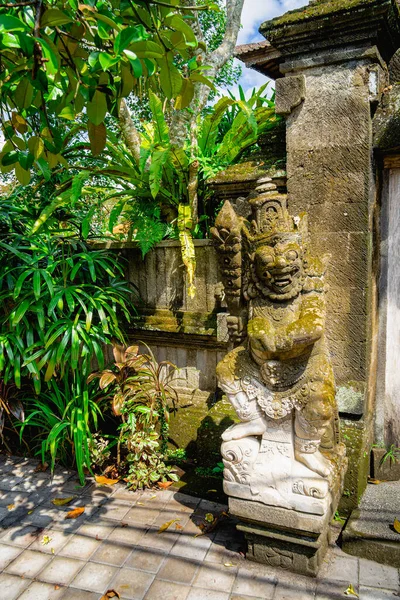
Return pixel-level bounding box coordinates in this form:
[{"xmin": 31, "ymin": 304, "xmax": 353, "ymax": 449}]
[{"xmin": 0, "ymin": 456, "xmax": 398, "ymax": 600}]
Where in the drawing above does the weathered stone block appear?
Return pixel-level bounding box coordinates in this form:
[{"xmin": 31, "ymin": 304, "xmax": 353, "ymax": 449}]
[{"xmin": 275, "ymin": 75, "xmax": 306, "ymax": 115}]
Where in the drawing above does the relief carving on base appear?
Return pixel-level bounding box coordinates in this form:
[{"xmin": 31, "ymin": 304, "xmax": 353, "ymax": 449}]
[{"xmin": 211, "ymin": 188, "xmax": 347, "ymax": 515}]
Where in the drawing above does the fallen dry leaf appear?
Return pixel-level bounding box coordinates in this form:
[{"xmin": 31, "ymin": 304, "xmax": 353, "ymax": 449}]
[
  {"xmin": 7, "ymin": 504, "xmax": 15, "ymax": 511},
  {"xmin": 51, "ymin": 548, "xmax": 55, "ymax": 554},
  {"xmin": 34, "ymin": 462, "xmax": 49, "ymax": 473},
  {"xmin": 51, "ymin": 497, "xmax": 74, "ymax": 506},
  {"xmin": 344, "ymin": 583, "xmax": 359, "ymax": 597},
  {"xmin": 137, "ymin": 502, "xmax": 145, "ymax": 506},
  {"xmin": 393, "ymin": 518, "xmax": 400, "ymax": 534},
  {"xmin": 121, "ymin": 523, "xmax": 128, "ymax": 528},
  {"xmin": 42, "ymin": 535, "xmax": 52, "ymax": 545},
  {"xmin": 207, "ymin": 489, "xmax": 217, "ymax": 493},
  {"xmin": 65, "ymin": 506, "xmax": 85, "ymax": 519},
  {"xmin": 158, "ymin": 519, "xmax": 180, "ymax": 533},
  {"xmin": 367, "ymin": 478, "xmax": 383, "ymax": 485},
  {"xmin": 149, "ymin": 494, "xmax": 157, "ymax": 500},
  {"xmin": 175, "ymin": 523, "xmax": 183, "ymax": 530},
  {"xmin": 27, "ymin": 510, "xmax": 33, "ymax": 515},
  {"xmin": 54, "ymin": 585, "xmax": 60, "ymax": 590},
  {"xmin": 224, "ymin": 562, "xmax": 235, "ymax": 567},
  {"xmin": 100, "ymin": 590, "xmax": 120, "ymax": 600},
  {"xmin": 95, "ymin": 475, "xmax": 119, "ymax": 486},
  {"xmin": 158, "ymin": 481, "xmax": 173, "ymax": 489}
]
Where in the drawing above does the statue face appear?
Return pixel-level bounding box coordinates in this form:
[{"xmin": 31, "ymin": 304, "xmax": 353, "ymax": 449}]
[{"xmin": 254, "ymin": 240, "xmax": 303, "ymax": 296}]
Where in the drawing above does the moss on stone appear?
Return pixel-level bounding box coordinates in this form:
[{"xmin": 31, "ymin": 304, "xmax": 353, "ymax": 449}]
[
  {"xmin": 339, "ymin": 419, "xmax": 371, "ymax": 515},
  {"xmin": 168, "ymin": 394, "xmax": 237, "ymax": 466},
  {"xmin": 131, "ymin": 309, "xmax": 218, "ymax": 336},
  {"xmin": 261, "ymin": 0, "xmax": 382, "ymax": 30}
]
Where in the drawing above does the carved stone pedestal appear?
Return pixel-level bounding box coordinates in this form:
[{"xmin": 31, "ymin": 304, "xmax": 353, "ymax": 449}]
[
  {"xmin": 222, "ymin": 415, "xmax": 346, "ymax": 576},
  {"xmin": 230, "ymin": 477, "xmax": 345, "ymax": 576}
]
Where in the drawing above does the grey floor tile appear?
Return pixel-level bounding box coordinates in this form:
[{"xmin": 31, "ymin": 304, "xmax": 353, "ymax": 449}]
[
  {"xmin": 157, "ymin": 555, "xmax": 200, "ymax": 584},
  {"xmin": 144, "ymin": 579, "xmax": 190, "ymax": 600},
  {"xmin": 29, "ymin": 527, "xmax": 70, "ymax": 554},
  {"xmin": 71, "ymin": 561, "xmax": 118, "ymax": 593},
  {"xmin": 0, "ymin": 524, "xmax": 42, "ymax": 547},
  {"xmin": 317, "ymin": 553, "xmax": 359, "ymax": 585},
  {"xmin": 232, "ymin": 565, "xmax": 277, "ymax": 598},
  {"xmin": 359, "ymin": 558, "xmax": 399, "ymax": 590},
  {"xmin": 6, "ymin": 548, "xmax": 51, "ymax": 577},
  {"xmin": 0, "ymin": 572, "xmax": 31, "ymax": 599},
  {"xmin": 126, "ymin": 547, "xmax": 168, "ymax": 573},
  {"xmin": 58, "ymin": 533, "xmax": 102, "ymax": 560},
  {"xmin": 187, "ymin": 590, "xmax": 229, "ymax": 600},
  {"xmin": 110, "ymin": 567, "xmax": 155, "ymax": 599},
  {"xmin": 359, "ymin": 586, "xmax": 400, "ymax": 599},
  {"xmin": 192, "ymin": 562, "xmax": 237, "ymax": 593},
  {"xmin": 106, "ymin": 523, "xmax": 148, "ymax": 547},
  {"xmin": 59, "ymin": 590, "xmax": 99, "ymax": 600},
  {"xmin": 18, "ymin": 581, "xmax": 66, "ymax": 600},
  {"xmin": 0, "ymin": 542, "xmax": 23, "ymax": 569},
  {"xmin": 90, "ymin": 538, "xmax": 132, "ymax": 566},
  {"xmin": 38, "ymin": 555, "xmax": 86, "ymax": 585}
]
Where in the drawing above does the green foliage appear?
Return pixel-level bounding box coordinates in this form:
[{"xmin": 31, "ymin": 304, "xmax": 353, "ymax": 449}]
[
  {"xmin": 89, "ymin": 343, "xmax": 179, "ymax": 489},
  {"xmin": 0, "ymin": 0, "xmax": 216, "ymax": 180},
  {"xmin": 18, "ymin": 376, "xmax": 104, "ymax": 483},
  {"xmin": 0, "ymin": 232, "xmax": 133, "ymax": 392},
  {"xmin": 380, "ymin": 444, "xmax": 400, "ymax": 466},
  {"xmin": 0, "ymin": 189, "xmax": 134, "ymax": 480},
  {"xmin": 195, "ymin": 461, "xmax": 224, "ymax": 478}
]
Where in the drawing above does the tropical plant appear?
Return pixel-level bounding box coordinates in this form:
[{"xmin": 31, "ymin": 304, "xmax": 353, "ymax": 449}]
[
  {"xmin": 89, "ymin": 343, "xmax": 179, "ymax": 489},
  {"xmin": 0, "ymin": 0, "xmax": 214, "ymax": 181},
  {"xmin": 18, "ymin": 375, "xmax": 104, "ymax": 483},
  {"xmin": 0, "ymin": 232, "xmax": 133, "ymax": 393}
]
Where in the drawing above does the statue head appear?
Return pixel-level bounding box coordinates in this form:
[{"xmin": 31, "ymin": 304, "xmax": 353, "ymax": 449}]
[{"xmin": 254, "ymin": 237, "xmax": 304, "ymax": 299}]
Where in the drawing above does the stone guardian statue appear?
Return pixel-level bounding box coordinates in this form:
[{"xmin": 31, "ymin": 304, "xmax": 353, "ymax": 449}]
[{"xmin": 211, "ymin": 189, "xmax": 347, "ymax": 575}]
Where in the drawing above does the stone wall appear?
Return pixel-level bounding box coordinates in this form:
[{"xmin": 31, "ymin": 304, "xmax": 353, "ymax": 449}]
[{"xmin": 284, "ymin": 63, "xmax": 374, "ymax": 408}]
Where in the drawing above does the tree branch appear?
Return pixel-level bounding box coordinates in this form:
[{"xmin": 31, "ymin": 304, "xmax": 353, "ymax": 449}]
[{"xmin": 118, "ymin": 99, "xmax": 141, "ymax": 165}]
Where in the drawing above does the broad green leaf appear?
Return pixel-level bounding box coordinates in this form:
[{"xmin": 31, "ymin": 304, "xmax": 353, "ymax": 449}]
[
  {"xmin": 99, "ymin": 52, "xmax": 119, "ymax": 71},
  {"xmin": 88, "ymin": 121, "xmax": 107, "ymax": 156},
  {"xmin": 0, "ymin": 15, "xmax": 27, "ymax": 32},
  {"xmin": 36, "ymin": 38, "xmax": 60, "ymax": 76},
  {"xmin": 190, "ymin": 71, "xmax": 214, "ymax": 90},
  {"xmin": 15, "ymin": 163, "xmax": 31, "ymax": 186},
  {"xmin": 174, "ymin": 78, "xmax": 194, "ymax": 110},
  {"xmin": 28, "ymin": 137, "xmax": 44, "ymax": 160},
  {"xmin": 41, "ymin": 8, "xmax": 73, "ymax": 27},
  {"xmin": 87, "ymin": 90, "xmax": 107, "ymax": 126},
  {"xmin": 149, "ymin": 91, "xmax": 169, "ymax": 145},
  {"xmin": 166, "ymin": 15, "xmax": 197, "ymax": 47},
  {"xmin": 149, "ymin": 148, "xmax": 169, "ymax": 198},
  {"xmin": 14, "ymin": 79, "xmax": 34, "ymax": 110},
  {"xmin": 158, "ymin": 54, "xmax": 182, "ymax": 100},
  {"xmin": 123, "ymin": 50, "xmax": 142, "ymax": 77},
  {"xmin": 114, "ymin": 25, "xmax": 147, "ymax": 54}
]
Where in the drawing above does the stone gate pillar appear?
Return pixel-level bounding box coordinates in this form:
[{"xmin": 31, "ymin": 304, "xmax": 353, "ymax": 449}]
[{"xmin": 246, "ymin": 0, "xmax": 400, "ymax": 511}]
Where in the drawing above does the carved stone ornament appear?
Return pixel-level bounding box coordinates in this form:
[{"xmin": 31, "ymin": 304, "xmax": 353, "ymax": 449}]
[{"xmin": 211, "ymin": 190, "xmax": 347, "ymax": 518}]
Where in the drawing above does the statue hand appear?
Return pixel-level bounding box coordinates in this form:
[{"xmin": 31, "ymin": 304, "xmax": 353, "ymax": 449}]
[
  {"xmin": 248, "ymin": 317, "xmax": 276, "ymax": 352},
  {"xmin": 227, "ymin": 315, "xmax": 246, "ymax": 341}
]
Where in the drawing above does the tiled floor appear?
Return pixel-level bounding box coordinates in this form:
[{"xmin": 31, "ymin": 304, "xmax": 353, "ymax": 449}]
[{"xmin": 0, "ymin": 455, "xmax": 398, "ymax": 600}]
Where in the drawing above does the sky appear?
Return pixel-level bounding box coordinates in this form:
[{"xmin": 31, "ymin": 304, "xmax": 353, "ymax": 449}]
[{"xmin": 229, "ymin": 0, "xmax": 307, "ymax": 95}]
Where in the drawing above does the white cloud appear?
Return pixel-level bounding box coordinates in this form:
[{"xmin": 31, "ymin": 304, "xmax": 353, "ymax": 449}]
[
  {"xmin": 237, "ymin": 0, "xmax": 307, "ymax": 45},
  {"xmin": 228, "ymin": 0, "xmax": 307, "ymax": 94}
]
